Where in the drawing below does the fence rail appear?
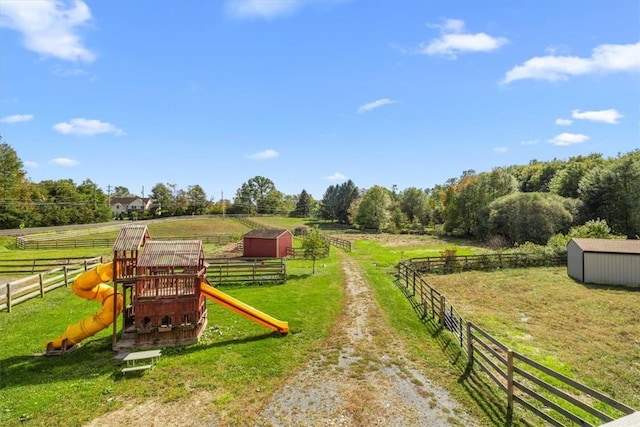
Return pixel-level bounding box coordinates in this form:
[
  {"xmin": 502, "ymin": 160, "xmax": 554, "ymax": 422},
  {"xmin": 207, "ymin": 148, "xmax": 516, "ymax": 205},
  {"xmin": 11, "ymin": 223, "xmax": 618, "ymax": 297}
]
[
  {"xmin": 396, "ymin": 260, "xmax": 636, "ymax": 426},
  {"xmin": 16, "ymin": 234, "xmax": 237, "ymax": 250},
  {"xmin": 0, "ymin": 257, "xmax": 105, "ymax": 274},
  {"xmin": 409, "ymin": 252, "xmax": 566, "ymax": 274},
  {"xmin": 1, "ymin": 257, "xmax": 102, "ymax": 312},
  {"xmin": 205, "ymin": 258, "xmax": 286, "ymax": 286}
]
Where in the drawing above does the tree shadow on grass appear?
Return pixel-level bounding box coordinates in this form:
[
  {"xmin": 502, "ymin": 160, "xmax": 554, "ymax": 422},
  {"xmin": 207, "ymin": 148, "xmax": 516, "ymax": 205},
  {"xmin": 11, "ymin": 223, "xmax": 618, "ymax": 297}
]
[
  {"xmin": 0, "ymin": 337, "xmax": 120, "ymax": 389},
  {"xmin": 392, "ymin": 277, "xmax": 534, "ymax": 427}
]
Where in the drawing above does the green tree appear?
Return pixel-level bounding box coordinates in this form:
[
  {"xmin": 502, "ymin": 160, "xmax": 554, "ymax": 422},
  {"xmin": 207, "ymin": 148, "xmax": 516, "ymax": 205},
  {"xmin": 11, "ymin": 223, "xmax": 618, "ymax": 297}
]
[
  {"xmin": 187, "ymin": 185, "xmax": 207, "ymax": 215},
  {"xmin": 231, "ymin": 176, "xmax": 277, "ymax": 214},
  {"xmin": 354, "ymin": 186, "xmax": 392, "ymax": 231},
  {"xmin": 150, "ymin": 183, "xmax": 174, "ymax": 216},
  {"xmin": 113, "ymin": 186, "xmax": 132, "ymax": 197},
  {"xmin": 399, "ymin": 187, "xmax": 428, "ymax": 225},
  {"xmin": 301, "ymin": 226, "xmax": 329, "ymax": 274},
  {"xmin": 0, "ymin": 140, "xmax": 40, "ymax": 228},
  {"xmin": 578, "ymin": 152, "xmax": 640, "ymax": 238},
  {"xmin": 482, "ymin": 192, "xmax": 578, "ymax": 244},
  {"xmin": 294, "ymin": 189, "xmax": 315, "ymax": 217},
  {"xmin": 77, "ymin": 179, "xmax": 111, "ymax": 222},
  {"xmin": 319, "ymin": 180, "xmax": 359, "ymax": 224}
]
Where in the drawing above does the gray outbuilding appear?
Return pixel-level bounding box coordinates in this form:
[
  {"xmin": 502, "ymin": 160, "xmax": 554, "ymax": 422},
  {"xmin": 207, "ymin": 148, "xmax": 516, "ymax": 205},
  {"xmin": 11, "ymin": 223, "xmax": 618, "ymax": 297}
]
[{"xmin": 567, "ymin": 238, "xmax": 640, "ymax": 287}]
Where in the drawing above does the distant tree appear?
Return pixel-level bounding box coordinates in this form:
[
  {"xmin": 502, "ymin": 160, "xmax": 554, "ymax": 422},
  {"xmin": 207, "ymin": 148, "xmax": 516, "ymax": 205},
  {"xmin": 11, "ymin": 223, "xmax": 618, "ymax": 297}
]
[
  {"xmin": 354, "ymin": 186, "xmax": 392, "ymax": 231},
  {"xmin": 550, "ymin": 154, "xmax": 604, "ymax": 199},
  {"xmin": 150, "ymin": 183, "xmax": 174, "ymax": 216},
  {"xmin": 260, "ymin": 188, "xmax": 284, "ymax": 214},
  {"xmin": 77, "ymin": 179, "xmax": 111, "ymax": 222},
  {"xmin": 174, "ymin": 189, "xmax": 190, "ymax": 216},
  {"xmin": 578, "ymin": 152, "xmax": 640, "ymax": 238},
  {"xmin": 0, "ymin": 140, "xmax": 37, "ymax": 228},
  {"xmin": 294, "ymin": 189, "xmax": 315, "ymax": 217},
  {"xmin": 399, "ymin": 187, "xmax": 428, "ymax": 224},
  {"xmin": 231, "ymin": 176, "xmax": 277, "ymax": 214},
  {"xmin": 482, "ymin": 192, "xmax": 578, "ymax": 244},
  {"xmin": 319, "ymin": 180, "xmax": 359, "ymax": 224},
  {"xmin": 187, "ymin": 185, "xmax": 207, "ymax": 215},
  {"xmin": 302, "ymin": 226, "xmax": 329, "ymax": 274},
  {"xmin": 113, "ymin": 186, "xmax": 132, "ymax": 197}
]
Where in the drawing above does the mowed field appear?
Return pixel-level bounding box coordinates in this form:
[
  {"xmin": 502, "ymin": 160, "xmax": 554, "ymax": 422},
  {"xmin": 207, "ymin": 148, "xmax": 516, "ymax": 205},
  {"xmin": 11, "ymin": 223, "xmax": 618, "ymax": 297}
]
[{"xmin": 426, "ymin": 268, "xmax": 640, "ymax": 410}]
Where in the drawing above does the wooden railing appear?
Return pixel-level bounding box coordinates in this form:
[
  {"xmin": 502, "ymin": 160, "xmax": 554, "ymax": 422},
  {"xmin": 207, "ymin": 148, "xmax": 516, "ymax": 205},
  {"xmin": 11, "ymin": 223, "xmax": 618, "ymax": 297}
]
[
  {"xmin": 0, "ymin": 257, "xmax": 104, "ymax": 274},
  {"xmin": 396, "ymin": 260, "xmax": 636, "ymax": 426},
  {"xmin": 1, "ymin": 257, "xmax": 102, "ymax": 312},
  {"xmin": 205, "ymin": 258, "xmax": 286, "ymax": 286},
  {"xmin": 409, "ymin": 252, "xmax": 566, "ymax": 274},
  {"xmin": 16, "ymin": 234, "xmax": 237, "ymax": 250}
]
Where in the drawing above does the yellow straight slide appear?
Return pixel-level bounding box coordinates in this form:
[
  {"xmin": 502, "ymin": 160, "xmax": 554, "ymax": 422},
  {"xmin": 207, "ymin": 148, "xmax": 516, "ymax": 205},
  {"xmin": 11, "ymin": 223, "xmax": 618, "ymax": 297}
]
[
  {"xmin": 46, "ymin": 262, "xmax": 123, "ymax": 351},
  {"xmin": 201, "ymin": 281, "xmax": 289, "ymax": 335}
]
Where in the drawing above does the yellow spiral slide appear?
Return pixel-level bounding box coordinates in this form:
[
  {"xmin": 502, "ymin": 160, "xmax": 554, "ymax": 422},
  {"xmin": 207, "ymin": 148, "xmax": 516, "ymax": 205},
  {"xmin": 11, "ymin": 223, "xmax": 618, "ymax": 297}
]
[{"xmin": 46, "ymin": 262, "xmax": 123, "ymax": 352}]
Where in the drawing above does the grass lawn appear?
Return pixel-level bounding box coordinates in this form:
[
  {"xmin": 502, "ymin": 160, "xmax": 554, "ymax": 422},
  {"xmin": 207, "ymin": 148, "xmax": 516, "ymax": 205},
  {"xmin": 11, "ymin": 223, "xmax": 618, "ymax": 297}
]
[
  {"xmin": 426, "ymin": 268, "xmax": 640, "ymax": 411},
  {"xmin": 0, "ymin": 253, "xmax": 344, "ymax": 427}
]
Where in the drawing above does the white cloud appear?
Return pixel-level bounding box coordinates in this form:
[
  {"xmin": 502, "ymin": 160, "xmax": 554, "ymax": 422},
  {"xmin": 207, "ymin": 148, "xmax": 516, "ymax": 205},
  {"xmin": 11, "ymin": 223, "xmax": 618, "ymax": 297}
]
[
  {"xmin": 0, "ymin": 0, "xmax": 95, "ymax": 62},
  {"xmin": 503, "ymin": 41, "xmax": 640, "ymax": 83},
  {"xmin": 49, "ymin": 157, "xmax": 79, "ymax": 166},
  {"xmin": 325, "ymin": 172, "xmax": 347, "ymax": 181},
  {"xmin": 571, "ymin": 109, "xmax": 623, "ymax": 124},
  {"xmin": 226, "ymin": 0, "xmax": 301, "ymax": 19},
  {"xmin": 357, "ymin": 98, "xmax": 396, "ymax": 113},
  {"xmin": 555, "ymin": 118, "xmax": 573, "ymax": 126},
  {"xmin": 24, "ymin": 161, "xmax": 39, "ymax": 168},
  {"xmin": 52, "ymin": 118, "xmax": 124, "ymax": 136},
  {"xmin": 1, "ymin": 114, "xmax": 34, "ymax": 123},
  {"xmin": 548, "ymin": 133, "xmax": 590, "ymax": 146},
  {"xmin": 249, "ymin": 149, "xmax": 279, "ymax": 160},
  {"xmin": 421, "ymin": 18, "xmax": 507, "ymax": 58},
  {"xmin": 493, "ymin": 146, "xmax": 508, "ymax": 153},
  {"xmin": 520, "ymin": 139, "xmax": 539, "ymax": 145}
]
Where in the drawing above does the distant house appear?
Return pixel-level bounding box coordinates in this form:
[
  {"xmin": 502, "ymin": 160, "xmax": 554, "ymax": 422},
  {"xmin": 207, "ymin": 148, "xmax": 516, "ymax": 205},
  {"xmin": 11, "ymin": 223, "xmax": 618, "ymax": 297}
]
[
  {"xmin": 242, "ymin": 229, "xmax": 293, "ymax": 258},
  {"xmin": 110, "ymin": 197, "xmax": 154, "ymax": 217},
  {"xmin": 567, "ymin": 238, "xmax": 640, "ymax": 287}
]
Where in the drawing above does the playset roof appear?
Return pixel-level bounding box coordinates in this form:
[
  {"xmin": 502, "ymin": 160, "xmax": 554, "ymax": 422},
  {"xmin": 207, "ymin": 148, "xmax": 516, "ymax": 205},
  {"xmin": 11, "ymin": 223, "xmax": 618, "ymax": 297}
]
[
  {"xmin": 112, "ymin": 224, "xmax": 150, "ymax": 251},
  {"xmin": 136, "ymin": 240, "xmax": 203, "ymax": 268}
]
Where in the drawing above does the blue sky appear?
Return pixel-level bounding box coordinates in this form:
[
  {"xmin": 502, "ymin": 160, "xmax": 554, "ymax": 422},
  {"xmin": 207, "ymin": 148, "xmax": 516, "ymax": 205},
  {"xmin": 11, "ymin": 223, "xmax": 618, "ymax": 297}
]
[{"xmin": 1, "ymin": 0, "xmax": 638, "ymax": 201}]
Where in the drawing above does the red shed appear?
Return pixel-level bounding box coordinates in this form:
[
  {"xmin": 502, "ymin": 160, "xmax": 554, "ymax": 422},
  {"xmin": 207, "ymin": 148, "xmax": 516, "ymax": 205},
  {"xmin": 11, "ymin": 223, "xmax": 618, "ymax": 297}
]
[{"xmin": 243, "ymin": 229, "xmax": 293, "ymax": 258}]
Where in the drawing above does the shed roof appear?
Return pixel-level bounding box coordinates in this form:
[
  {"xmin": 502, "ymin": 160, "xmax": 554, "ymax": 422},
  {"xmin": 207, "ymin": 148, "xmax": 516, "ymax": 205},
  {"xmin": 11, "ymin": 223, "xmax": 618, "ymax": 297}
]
[
  {"xmin": 112, "ymin": 224, "xmax": 150, "ymax": 251},
  {"xmin": 243, "ymin": 229, "xmax": 291, "ymax": 239},
  {"xmin": 570, "ymin": 238, "xmax": 640, "ymax": 255},
  {"xmin": 137, "ymin": 240, "xmax": 203, "ymax": 267}
]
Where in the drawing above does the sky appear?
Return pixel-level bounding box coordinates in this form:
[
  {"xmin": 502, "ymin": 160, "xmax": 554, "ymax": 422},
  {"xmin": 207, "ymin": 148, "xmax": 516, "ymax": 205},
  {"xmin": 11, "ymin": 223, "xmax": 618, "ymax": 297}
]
[{"xmin": 1, "ymin": 0, "xmax": 639, "ymax": 201}]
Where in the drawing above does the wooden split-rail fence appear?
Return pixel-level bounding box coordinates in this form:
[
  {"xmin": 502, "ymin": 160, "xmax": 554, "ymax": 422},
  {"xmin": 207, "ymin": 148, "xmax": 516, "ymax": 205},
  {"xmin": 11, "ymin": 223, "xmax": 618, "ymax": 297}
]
[
  {"xmin": 396, "ymin": 260, "xmax": 636, "ymax": 426},
  {"xmin": 1, "ymin": 257, "xmax": 103, "ymax": 313}
]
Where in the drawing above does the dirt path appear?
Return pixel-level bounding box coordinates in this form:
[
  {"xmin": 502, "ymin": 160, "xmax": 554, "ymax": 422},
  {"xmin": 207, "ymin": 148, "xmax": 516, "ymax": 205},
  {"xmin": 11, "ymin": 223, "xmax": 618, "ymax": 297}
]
[{"xmin": 256, "ymin": 256, "xmax": 477, "ymax": 427}]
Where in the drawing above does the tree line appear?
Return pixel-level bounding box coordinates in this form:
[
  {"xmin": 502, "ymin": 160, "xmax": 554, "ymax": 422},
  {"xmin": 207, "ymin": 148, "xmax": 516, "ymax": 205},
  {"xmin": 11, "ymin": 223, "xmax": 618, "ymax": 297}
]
[{"xmin": 1, "ymin": 138, "xmax": 638, "ymax": 243}]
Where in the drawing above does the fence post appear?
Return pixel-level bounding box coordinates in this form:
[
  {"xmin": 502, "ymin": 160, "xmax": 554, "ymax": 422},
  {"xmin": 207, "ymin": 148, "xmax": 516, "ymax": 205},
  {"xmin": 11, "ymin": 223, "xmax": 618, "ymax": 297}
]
[
  {"xmin": 32, "ymin": 259, "xmax": 36, "ymax": 274},
  {"xmin": 84, "ymin": 260, "xmax": 88, "ymax": 271},
  {"xmin": 411, "ymin": 271, "xmax": 416, "ymax": 297},
  {"xmin": 507, "ymin": 349, "xmax": 514, "ymax": 422},
  {"xmin": 466, "ymin": 322, "xmax": 473, "ymax": 366},
  {"xmin": 439, "ymin": 294, "xmax": 446, "ymax": 328},
  {"xmin": 64, "ymin": 266, "xmax": 69, "ymax": 287},
  {"xmin": 6, "ymin": 283, "xmax": 11, "ymax": 313},
  {"xmin": 39, "ymin": 273, "xmax": 45, "ymax": 297}
]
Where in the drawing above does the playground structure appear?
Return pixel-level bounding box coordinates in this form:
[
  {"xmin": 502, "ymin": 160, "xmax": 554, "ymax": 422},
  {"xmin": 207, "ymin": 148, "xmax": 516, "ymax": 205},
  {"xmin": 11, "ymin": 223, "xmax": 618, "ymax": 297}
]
[{"xmin": 45, "ymin": 224, "xmax": 288, "ymax": 355}]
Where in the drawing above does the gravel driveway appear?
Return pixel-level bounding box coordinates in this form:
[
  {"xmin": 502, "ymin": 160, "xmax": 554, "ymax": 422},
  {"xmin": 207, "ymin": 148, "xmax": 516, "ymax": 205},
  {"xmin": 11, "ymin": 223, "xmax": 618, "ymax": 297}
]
[{"xmin": 256, "ymin": 257, "xmax": 478, "ymax": 427}]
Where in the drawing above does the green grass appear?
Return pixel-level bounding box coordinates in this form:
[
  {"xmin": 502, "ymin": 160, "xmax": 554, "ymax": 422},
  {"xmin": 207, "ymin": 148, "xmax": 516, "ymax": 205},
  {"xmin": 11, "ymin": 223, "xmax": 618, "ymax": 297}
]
[
  {"xmin": 427, "ymin": 269, "xmax": 640, "ymax": 411},
  {"xmin": 348, "ymin": 239, "xmax": 530, "ymax": 426},
  {"xmin": 0, "ymin": 253, "xmax": 344, "ymax": 426}
]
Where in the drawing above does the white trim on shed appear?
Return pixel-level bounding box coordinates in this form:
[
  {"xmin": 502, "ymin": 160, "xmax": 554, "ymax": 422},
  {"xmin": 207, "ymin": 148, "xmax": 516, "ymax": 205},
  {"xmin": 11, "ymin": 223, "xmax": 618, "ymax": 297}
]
[{"xmin": 567, "ymin": 238, "xmax": 640, "ymax": 287}]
